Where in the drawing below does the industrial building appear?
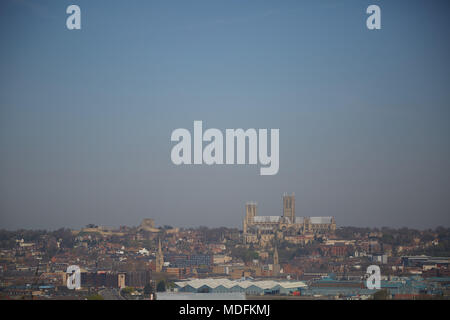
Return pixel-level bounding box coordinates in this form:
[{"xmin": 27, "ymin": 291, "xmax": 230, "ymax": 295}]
[{"xmin": 174, "ymin": 278, "xmax": 307, "ymax": 295}]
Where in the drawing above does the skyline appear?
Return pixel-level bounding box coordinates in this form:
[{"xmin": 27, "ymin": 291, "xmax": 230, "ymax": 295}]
[
  {"xmin": 1, "ymin": 0, "xmax": 450, "ymax": 230},
  {"xmin": 1, "ymin": 191, "xmax": 448, "ymax": 231}
]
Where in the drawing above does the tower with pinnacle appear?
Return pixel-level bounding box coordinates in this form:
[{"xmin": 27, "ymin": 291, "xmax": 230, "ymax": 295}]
[
  {"xmin": 155, "ymin": 238, "xmax": 164, "ymax": 272},
  {"xmin": 273, "ymin": 246, "xmax": 280, "ymax": 276}
]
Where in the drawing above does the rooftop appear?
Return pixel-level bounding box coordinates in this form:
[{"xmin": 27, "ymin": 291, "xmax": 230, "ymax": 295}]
[{"xmin": 175, "ymin": 278, "xmax": 307, "ymax": 290}]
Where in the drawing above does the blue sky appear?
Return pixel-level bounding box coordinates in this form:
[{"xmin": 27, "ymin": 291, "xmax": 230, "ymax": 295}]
[{"xmin": 1, "ymin": 0, "xmax": 449, "ymax": 230}]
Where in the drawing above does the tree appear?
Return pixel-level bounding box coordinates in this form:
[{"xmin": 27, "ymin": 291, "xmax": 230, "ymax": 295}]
[
  {"xmin": 373, "ymin": 289, "xmax": 389, "ymax": 300},
  {"xmin": 51, "ymin": 228, "xmax": 75, "ymax": 248},
  {"xmin": 144, "ymin": 284, "xmax": 153, "ymax": 295},
  {"xmin": 121, "ymin": 287, "xmax": 134, "ymax": 295},
  {"xmin": 156, "ymin": 280, "xmax": 166, "ymax": 292},
  {"xmin": 231, "ymin": 247, "xmax": 259, "ymax": 263}
]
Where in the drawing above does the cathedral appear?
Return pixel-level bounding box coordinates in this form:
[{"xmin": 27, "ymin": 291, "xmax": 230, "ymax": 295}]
[{"xmin": 243, "ymin": 193, "xmax": 336, "ymax": 246}]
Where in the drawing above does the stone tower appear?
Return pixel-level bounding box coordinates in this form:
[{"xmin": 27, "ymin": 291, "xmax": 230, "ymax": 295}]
[
  {"xmin": 283, "ymin": 193, "xmax": 295, "ymax": 223},
  {"xmin": 155, "ymin": 238, "xmax": 164, "ymax": 272},
  {"xmin": 331, "ymin": 217, "xmax": 337, "ymax": 232},
  {"xmin": 243, "ymin": 202, "xmax": 257, "ymax": 233},
  {"xmin": 273, "ymin": 246, "xmax": 279, "ymax": 265},
  {"xmin": 246, "ymin": 202, "xmax": 257, "ymax": 221},
  {"xmin": 273, "ymin": 246, "xmax": 280, "ymax": 276},
  {"xmin": 118, "ymin": 273, "xmax": 126, "ymax": 288}
]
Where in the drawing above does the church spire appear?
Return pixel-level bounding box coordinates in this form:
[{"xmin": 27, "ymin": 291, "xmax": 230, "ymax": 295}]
[
  {"xmin": 273, "ymin": 246, "xmax": 280, "ymax": 276},
  {"xmin": 274, "ymin": 246, "xmax": 279, "ymax": 265},
  {"xmin": 156, "ymin": 238, "xmax": 164, "ymax": 272}
]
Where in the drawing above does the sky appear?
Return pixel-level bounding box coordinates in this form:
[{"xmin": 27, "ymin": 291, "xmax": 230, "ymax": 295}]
[{"xmin": 0, "ymin": 0, "xmax": 449, "ymax": 230}]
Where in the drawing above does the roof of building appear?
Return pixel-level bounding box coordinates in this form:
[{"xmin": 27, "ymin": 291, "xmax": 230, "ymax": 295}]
[
  {"xmin": 175, "ymin": 278, "xmax": 307, "ymax": 290},
  {"xmin": 252, "ymin": 216, "xmax": 334, "ymax": 224},
  {"xmin": 253, "ymin": 216, "xmax": 280, "ymax": 223},
  {"xmin": 157, "ymin": 292, "xmax": 246, "ymax": 300},
  {"xmin": 310, "ymin": 216, "xmax": 333, "ymax": 224}
]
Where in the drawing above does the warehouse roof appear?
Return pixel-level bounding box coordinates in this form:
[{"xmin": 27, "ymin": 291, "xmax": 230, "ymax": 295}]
[{"xmin": 175, "ymin": 278, "xmax": 307, "ymax": 290}]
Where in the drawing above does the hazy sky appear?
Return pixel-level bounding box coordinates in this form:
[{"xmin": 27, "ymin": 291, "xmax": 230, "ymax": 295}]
[{"xmin": 1, "ymin": 0, "xmax": 449, "ymax": 230}]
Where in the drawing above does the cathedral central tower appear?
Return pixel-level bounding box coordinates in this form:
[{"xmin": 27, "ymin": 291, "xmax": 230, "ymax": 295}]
[{"xmin": 282, "ymin": 193, "xmax": 295, "ymax": 223}]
